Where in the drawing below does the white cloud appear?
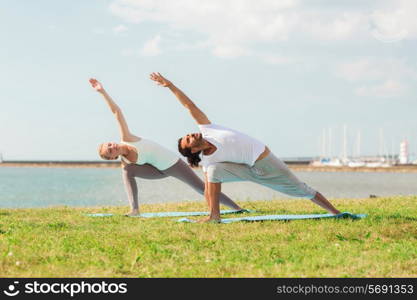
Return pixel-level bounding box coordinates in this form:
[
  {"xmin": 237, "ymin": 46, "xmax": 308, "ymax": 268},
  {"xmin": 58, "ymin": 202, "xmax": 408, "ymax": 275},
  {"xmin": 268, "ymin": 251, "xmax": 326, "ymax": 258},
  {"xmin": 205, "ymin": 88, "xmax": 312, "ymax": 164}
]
[
  {"xmin": 371, "ymin": 10, "xmax": 408, "ymax": 43},
  {"xmin": 305, "ymin": 12, "xmax": 368, "ymax": 41},
  {"xmin": 141, "ymin": 35, "xmax": 162, "ymax": 56},
  {"xmin": 355, "ymin": 80, "xmax": 406, "ymax": 98},
  {"xmin": 337, "ymin": 58, "xmax": 416, "ymax": 98},
  {"xmin": 337, "ymin": 59, "xmax": 385, "ymax": 82},
  {"xmin": 108, "ymin": 0, "xmax": 417, "ymax": 60},
  {"xmin": 337, "ymin": 58, "xmax": 417, "ymax": 82},
  {"xmin": 370, "ymin": 0, "xmax": 417, "ymax": 43},
  {"xmin": 113, "ymin": 24, "xmax": 129, "ymax": 35},
  {"xmin": 109, "ymin": 0, "xmax": 299, "ymax": 58}
]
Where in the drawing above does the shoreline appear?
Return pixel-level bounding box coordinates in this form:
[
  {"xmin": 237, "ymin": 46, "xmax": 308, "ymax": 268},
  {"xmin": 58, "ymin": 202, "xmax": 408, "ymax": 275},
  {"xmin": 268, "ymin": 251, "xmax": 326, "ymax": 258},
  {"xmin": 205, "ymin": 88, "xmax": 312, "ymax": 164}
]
[{"xmin": 1, "ymin": 161, "xmax": 417, "ymax": 172}]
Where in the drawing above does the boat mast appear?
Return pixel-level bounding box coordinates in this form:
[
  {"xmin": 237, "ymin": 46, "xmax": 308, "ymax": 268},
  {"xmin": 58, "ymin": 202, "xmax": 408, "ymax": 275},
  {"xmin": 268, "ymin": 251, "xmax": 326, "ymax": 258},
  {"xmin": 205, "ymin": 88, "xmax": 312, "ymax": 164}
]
[{"xmin": 343, "ymin": 124, "xmax": 347, "ymax": 163}]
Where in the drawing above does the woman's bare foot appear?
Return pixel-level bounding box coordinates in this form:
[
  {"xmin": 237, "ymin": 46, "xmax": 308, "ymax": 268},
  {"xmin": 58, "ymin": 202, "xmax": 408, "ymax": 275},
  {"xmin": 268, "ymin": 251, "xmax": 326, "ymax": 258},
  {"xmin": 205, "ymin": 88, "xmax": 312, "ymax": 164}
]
[{"xmin": 125, "ymin": 209, "xmax": 140, "ymax": 217}]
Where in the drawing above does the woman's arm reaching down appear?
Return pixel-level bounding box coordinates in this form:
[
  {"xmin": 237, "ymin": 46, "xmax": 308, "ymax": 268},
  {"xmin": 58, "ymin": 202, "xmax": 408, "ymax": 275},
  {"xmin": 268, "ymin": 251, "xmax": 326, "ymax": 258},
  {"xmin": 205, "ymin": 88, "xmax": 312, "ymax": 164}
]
[
  {"xmin": 89, "ymin": 78, "xmax": 139, "ymax": 142},
  {"xmin": 150, "ymin": 72, "xmax": 210, "ymax": 125}
]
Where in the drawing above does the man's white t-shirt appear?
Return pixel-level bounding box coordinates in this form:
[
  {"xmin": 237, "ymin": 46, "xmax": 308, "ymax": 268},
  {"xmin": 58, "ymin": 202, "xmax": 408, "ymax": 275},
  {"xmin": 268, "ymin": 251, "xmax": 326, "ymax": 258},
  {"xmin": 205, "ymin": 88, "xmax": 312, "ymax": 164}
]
[{"xmin": 198, "ymin": 123, "xmax": 266, "ymax": 172}]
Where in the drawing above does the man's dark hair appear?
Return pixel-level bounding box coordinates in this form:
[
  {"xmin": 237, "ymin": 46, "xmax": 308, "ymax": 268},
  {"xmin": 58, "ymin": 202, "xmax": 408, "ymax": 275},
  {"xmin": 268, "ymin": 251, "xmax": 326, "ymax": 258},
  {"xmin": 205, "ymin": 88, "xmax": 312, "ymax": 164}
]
[{"xmin": 177, "ymin": 138, "xmax": 201, "ymax": 168}]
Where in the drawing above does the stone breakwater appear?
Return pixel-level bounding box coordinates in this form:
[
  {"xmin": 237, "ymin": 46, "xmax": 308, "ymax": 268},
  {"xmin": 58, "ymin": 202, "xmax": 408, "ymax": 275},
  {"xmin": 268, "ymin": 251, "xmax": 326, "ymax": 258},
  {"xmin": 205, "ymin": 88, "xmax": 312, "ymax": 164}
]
[
  {"xmin": 288, "ymin": 164, "xmax": 417, "ymax": 173},
  {"xmin": 1, "ymin": 161, "xmax": 417, "ymax": 172},
  {"xmin": 0, "ymin": 161, "xmax": 120, "ymax": 168}
]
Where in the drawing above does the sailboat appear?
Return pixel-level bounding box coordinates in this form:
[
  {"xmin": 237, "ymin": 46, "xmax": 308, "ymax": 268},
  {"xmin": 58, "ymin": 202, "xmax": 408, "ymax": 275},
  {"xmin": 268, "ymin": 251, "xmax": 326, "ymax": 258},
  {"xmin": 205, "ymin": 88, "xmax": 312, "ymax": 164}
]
[
  {"xmin": 311, "ymin": 126, "xmax": 347, "ymax": 167},
  {"xmin": 348, "ymin": 130, "xmax": 365, "ymax": 167},
  {"xmin": 348, "ymin": 161, "xmax": 365, "ymax": 167},
  {"xmin": 365, "ymin": 129, "xmax": 391, "ymax": 167},
  {"xmin": 311, "ymin": 127, "xmax": 343, "ymax": 166}
]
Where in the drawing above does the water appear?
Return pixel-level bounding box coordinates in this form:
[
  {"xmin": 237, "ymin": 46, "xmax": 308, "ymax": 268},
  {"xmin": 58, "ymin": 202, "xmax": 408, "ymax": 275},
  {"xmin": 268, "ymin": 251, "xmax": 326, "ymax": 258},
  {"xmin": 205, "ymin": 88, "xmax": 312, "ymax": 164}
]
[{"xmin": 0, "ymin": 167, "xmax": 417, "ymax": 208}]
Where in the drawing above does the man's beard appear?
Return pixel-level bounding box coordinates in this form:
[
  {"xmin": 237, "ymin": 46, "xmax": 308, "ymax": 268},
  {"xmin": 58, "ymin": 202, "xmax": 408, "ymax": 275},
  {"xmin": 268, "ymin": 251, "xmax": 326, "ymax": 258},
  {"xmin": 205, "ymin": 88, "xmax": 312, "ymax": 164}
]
[{"xmin": 192, "ymin": 136, "xmax": 204, "ymax": 150}]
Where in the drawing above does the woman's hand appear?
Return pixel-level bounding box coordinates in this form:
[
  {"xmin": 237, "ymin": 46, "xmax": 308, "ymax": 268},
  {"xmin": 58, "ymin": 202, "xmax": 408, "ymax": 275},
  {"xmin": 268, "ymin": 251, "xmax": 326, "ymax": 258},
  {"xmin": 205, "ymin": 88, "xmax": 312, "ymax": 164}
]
[
  {"xmin": 89, "ymin": 78, "xmax": 105, "ymax": 93},
  {"xmin": 150, "ymin": 72, "xmax": 172, "ymax": 87}
]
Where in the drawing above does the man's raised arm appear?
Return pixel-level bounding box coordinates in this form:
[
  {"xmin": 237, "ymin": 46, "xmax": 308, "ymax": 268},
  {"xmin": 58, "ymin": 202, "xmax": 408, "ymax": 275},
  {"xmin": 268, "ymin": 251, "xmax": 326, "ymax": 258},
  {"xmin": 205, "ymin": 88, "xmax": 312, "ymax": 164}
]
[{"xmin": 150, "ymin": 72, "xmax": 210, "ymax": 125}]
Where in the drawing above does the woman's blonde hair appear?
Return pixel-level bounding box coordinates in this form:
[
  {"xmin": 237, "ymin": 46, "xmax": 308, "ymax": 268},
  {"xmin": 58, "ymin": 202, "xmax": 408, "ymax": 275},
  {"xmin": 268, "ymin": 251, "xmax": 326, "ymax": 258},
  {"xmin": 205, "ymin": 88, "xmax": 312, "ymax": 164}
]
[{"xmin": 98, "ymin": 143, "xmax": 119, "ymax": 160}]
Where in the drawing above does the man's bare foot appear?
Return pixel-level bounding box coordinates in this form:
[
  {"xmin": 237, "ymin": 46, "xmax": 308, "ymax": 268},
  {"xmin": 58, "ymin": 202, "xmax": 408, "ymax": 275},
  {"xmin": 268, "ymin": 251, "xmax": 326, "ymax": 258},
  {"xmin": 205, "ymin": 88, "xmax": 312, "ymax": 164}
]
[
  {"xmin": 197, "ymin": 216, "xmax": 221, "ymax": 223},
  {"xmin": 125, "ymin": 210, "xmax": 140, "ymax": 217}
]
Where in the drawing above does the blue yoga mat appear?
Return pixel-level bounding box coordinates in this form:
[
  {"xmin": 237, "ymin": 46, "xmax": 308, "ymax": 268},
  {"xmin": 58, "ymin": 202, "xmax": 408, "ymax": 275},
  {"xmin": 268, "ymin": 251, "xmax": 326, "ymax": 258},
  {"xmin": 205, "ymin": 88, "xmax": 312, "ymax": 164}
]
[
  {"xmin": 86, "ymin": 209, "xmax": 253, "ymax": 218},
  {"xmin": 177, "ymin": 212, "xmax": 367, "ymax": 224}
]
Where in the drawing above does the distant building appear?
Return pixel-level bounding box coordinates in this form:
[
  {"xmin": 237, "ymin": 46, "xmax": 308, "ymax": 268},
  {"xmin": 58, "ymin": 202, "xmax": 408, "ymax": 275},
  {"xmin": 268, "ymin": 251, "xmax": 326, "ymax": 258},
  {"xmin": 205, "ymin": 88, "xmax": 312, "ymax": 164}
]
[{"xmin": 399, "ymin": 140, "xmax": 409, "ymax": 164}]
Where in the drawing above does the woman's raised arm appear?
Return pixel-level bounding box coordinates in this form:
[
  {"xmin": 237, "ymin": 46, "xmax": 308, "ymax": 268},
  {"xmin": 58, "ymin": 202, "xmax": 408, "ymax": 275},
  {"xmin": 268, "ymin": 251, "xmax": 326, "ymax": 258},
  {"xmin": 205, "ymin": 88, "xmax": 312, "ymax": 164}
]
[
  {"xmin": 149, "ymin": 72, "xmax": 210, "ymax": 125},
  {"xmin": 89, "ymin": 78, "xmax": 139, "ymax": 142}
]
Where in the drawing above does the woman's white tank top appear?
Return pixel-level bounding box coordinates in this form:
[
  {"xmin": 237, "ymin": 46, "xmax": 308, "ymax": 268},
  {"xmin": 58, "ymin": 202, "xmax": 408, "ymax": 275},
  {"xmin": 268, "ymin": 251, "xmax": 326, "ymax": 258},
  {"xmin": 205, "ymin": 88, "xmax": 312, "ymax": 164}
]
[{"xmin": 120, "ymin": 138, "xmax": 178, "ymax": 171}]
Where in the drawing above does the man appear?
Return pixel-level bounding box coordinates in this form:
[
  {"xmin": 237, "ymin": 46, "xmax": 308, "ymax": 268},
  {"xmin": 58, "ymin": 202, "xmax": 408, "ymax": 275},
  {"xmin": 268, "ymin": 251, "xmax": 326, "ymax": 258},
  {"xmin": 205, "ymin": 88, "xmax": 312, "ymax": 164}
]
[{"xmin": 150, "ymin": 72, "xmax": 341, "ymax": 223}]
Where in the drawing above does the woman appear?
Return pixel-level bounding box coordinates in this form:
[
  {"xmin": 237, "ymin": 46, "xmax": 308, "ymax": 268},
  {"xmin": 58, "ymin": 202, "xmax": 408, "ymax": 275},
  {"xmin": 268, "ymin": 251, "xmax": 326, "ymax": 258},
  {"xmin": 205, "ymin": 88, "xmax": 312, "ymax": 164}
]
[
  {"xmin": 89, "ymin": 78, "xmax": 243, "ymax": 216},
  {"xmin": 150, "ymin": 72, "xmax": 341, "ymax": 223}
]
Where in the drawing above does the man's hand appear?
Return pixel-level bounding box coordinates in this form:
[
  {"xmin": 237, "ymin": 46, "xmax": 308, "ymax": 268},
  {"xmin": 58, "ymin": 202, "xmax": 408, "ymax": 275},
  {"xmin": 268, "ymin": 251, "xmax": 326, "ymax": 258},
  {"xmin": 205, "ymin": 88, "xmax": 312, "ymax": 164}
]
[
  {"xmin": 150, "ymin": 72, "xmax": 172, "ymax": 87},
  {"xmin": 150, "ymin": 72, "xmax": 211, "ymax": 125},
  {"xmin": 89, "ymin": 78, "xmax": 105, "ymax": 93}
]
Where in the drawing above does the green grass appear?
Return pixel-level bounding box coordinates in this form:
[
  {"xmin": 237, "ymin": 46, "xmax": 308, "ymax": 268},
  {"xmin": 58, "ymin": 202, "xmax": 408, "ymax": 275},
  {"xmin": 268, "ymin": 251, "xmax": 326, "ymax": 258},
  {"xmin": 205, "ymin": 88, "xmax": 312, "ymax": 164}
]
[{"xmin": 0, "ymin": 196, "xmax": 416, "ymax": 277}]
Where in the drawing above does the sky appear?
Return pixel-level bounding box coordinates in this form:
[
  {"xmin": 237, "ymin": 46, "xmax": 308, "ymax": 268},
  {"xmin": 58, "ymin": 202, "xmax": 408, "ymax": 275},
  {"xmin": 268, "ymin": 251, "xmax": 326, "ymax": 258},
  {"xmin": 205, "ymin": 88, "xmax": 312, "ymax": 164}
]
[{"xmin": 1, "ymin": 0, "xmax": 416, "ymax": 161}]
